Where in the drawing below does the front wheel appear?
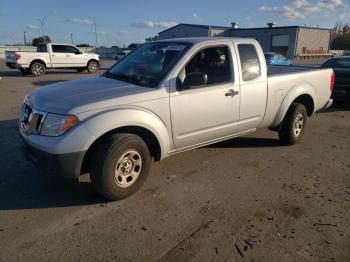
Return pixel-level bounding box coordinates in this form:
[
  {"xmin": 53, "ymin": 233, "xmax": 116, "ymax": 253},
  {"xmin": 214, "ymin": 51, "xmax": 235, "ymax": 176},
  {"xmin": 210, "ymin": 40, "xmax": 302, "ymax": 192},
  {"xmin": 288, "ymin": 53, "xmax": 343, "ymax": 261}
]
[
  {"xmin": 278, "ymin": 103, "xmax": 307, "ymax": 145},
  {"xmin": 87, "ymin": 61, "xmax": 99, "ymax": 74},
  {"xmin": 90, "ymin": 133, "xmax": 151, "ymax": 200}
]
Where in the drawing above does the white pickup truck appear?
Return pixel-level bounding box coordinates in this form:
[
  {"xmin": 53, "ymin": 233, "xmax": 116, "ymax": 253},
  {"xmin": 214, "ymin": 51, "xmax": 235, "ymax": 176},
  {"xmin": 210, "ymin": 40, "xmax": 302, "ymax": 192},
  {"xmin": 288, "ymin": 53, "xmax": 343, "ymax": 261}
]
[
  {"xmin": 5, "ymin": 43, "xmax": 100, "ymax": 76},
  {"xmin": 19, "ymin": 38, "xmax": 334, "ymax": 200}
]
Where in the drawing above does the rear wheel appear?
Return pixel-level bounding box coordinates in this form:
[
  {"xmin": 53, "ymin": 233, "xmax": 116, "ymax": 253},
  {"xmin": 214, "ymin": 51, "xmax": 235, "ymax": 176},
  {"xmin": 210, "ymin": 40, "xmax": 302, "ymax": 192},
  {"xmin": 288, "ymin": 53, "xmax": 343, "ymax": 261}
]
[
  {"xmin": 278, "ymin": 103, "xmax": 307, "ymax": 145},
  {"xmin": 30, "ymin": 62, "xmax": 45, "ymax": 77},
  {"xmin": 90, "ymin": 133, "xmax": 151, "ymax": 200},
  {"xmin": 87, "ymin": 61, "xmax": 99, "ymax": 74}
]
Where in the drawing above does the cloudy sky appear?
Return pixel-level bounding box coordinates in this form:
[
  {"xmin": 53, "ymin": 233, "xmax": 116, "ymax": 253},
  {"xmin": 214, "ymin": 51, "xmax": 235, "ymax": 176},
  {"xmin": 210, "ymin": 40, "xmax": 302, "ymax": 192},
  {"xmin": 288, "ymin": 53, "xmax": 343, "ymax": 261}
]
[{"xmin": 0, "ymin": 0, "xmax": 349, "ymax": 46}]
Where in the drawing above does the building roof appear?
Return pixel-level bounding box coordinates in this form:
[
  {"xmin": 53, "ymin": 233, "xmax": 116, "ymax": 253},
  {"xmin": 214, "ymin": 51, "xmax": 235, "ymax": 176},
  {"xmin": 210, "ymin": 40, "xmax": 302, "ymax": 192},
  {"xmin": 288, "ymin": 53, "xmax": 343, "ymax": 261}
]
[
  {"xmin": 158, "ymin": 23, "xmax": 230, "ymax": 34},
  {"xmin": 228, "ymin": 25, "xmax": 331, "ymax": 31}
]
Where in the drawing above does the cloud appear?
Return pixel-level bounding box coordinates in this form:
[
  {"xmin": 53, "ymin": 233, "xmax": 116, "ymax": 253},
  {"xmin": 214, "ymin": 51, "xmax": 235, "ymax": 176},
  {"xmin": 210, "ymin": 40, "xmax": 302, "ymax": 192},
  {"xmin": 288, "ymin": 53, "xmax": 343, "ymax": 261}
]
[
  {"xmin": 26, "ymin": 24, "xmax": 38, "ymax": 30},
  {"xmin": 192, "ymin": 13, "xmax": 200, "ymax": 20},
  {"xmin": 66, "ymin": 18, "xmax": 93, "ymax": 25},
  {"xmin": 260, "ymin": 5, "xmax": 305, "ymax": 20},
  {"xmin": 260, "ymin": 0, "xmax": 343, "ymax": 20},
  {"xmin": 92, "ymin": 29, "xmax": 107, "ymax": 35},
  {"xmin": 131, "ymin": 20, "xmax": 178, "ymax": 29}
]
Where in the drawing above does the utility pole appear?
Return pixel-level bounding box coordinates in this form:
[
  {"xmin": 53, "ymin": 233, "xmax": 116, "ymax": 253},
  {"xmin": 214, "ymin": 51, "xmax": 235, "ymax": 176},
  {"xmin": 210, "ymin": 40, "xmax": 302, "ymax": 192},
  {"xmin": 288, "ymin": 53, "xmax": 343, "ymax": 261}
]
[
  {"xmin": 38, "ymin": 16, "xmax": 46, "ymax": 43},
  {"xmin": 93, "ymin": 17, "xmax": 98, "ymax": 48},
  {"xmin": 24, "ymin": 31, "xmax": 27, "ymax": 45},
  {"xmin": 70, "ymin": 33, "xmax": 74, "ymax": 45}
]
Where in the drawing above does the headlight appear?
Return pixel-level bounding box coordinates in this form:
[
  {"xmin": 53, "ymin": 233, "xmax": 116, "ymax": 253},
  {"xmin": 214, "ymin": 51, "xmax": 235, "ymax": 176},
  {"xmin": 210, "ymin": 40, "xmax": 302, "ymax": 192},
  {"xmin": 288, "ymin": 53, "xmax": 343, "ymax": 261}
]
[{"xmin": 40, "ymin": 113, "xmax": 79, "ymax": 136}]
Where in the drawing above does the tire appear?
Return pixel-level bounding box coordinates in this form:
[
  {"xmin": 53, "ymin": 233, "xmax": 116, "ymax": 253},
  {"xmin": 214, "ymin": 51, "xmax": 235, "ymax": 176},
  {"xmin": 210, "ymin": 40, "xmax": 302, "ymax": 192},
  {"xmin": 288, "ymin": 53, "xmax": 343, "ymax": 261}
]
[
  {"xmin": 76, "ymin": 68, "xmax": 86, "ymax": 73},
  {"xmin": 278, "ymin": 103, "xmax": 307, "ymax": 145},
  {"xmin": 87, "ymin": 61, "xmax": 99, "ymax": 74},
  {"xmin": 90, "ymin": 133, "xmax": 151, "ymax": 200},
  {"xmin": 30, "ymin": 62, "xmax": 45, "ymax": 77}
]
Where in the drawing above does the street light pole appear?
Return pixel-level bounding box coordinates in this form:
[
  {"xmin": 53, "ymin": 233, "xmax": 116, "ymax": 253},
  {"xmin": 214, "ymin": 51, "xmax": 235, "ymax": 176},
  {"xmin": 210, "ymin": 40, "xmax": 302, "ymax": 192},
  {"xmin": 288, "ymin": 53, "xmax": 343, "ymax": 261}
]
[
  {"xmin": 38, "ymin": 16, "xmax": 46, "ymax": 43},
  {"xmin": 94, "ymin": 17, "xmax": 98, "ymax": 48},
  {"xmin": 70, "ymin": 33, "xmax": 74, "ymax": 45}
]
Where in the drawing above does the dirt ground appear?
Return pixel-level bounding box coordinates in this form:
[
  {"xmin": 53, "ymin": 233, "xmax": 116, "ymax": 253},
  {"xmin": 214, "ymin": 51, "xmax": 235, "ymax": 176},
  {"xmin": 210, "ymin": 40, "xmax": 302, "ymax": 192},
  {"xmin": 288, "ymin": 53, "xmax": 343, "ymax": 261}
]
[{"xmin": 0, "ymin": 61, "xmax": 349, "ymax": 262}]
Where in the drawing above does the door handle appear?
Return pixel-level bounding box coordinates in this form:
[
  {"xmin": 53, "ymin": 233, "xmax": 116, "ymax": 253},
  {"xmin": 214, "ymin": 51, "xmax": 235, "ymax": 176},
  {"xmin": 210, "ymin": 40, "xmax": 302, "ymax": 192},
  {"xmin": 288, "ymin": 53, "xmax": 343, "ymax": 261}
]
[{"xmin": 225, "ymin": 89, "xmax": 239, "ymax": 97}]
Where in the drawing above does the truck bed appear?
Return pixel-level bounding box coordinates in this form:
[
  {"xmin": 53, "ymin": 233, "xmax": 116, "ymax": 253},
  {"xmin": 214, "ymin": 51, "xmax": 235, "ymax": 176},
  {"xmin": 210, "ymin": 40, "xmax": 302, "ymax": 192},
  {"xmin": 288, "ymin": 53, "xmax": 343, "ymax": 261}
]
[{"xmin": 267, "ymin": 65, "xmax": 322, "ymax": 76}]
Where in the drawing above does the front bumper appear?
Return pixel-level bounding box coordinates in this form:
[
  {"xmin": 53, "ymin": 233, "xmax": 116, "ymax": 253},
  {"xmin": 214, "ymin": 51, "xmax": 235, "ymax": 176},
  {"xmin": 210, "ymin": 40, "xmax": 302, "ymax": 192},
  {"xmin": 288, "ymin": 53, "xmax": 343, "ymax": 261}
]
[{"xmin": 21, "ymin": 137, "xmax": 85, "ymax": 180}]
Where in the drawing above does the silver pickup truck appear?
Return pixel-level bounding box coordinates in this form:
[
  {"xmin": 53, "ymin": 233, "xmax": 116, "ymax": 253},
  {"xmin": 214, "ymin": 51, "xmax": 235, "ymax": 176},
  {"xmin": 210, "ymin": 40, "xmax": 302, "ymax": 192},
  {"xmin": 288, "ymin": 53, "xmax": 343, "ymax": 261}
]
[{"xmin": 20, "ymin": 38, "xmax": 334, "ymax": 200}]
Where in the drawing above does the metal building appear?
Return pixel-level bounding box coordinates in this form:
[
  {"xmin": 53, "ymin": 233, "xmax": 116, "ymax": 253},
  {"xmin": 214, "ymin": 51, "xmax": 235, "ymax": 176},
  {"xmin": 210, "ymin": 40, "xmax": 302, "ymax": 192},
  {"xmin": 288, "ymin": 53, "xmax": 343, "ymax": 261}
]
[
  {"xmin": 158, "ymin": 23, "xmax": 228, "ymax": 40},
  {"xmin": 228, "ymin": 24, "xmax": 332, "ymax": 59},
  {"xmin": 158, "ymin": 23, "xmax": 332, "ymax": 59}
]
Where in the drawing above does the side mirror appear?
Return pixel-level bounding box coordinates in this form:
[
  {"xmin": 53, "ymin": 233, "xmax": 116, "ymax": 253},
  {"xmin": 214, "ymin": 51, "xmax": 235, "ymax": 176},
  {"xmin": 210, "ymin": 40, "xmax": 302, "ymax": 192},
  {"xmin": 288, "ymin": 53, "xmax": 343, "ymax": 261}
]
[
  {"xmin": 182, "ymin": 72, "xmax": 208, "ymax": 89},
  {"xmin": 75, "ymin": 51, "xmax": 82, "ymax": 55}
]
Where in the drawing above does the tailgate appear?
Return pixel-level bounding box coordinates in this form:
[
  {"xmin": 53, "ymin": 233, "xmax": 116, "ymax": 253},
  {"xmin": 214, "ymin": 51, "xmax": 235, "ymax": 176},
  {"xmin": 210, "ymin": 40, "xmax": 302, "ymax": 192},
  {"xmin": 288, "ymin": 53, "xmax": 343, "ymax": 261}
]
[{"xmin": 5, "ymin": 51, "xmax": 17, "ymax": 62}]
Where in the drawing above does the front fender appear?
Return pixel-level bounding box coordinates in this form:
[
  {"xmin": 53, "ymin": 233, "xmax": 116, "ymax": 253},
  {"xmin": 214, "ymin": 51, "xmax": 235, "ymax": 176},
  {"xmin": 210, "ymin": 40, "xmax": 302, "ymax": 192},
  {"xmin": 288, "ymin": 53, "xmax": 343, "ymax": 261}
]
[
  {"xmin": 82, "ymin": 107, "xmax": 172, "ymax": 160},
  {"xmin": 271, "ymin": 84, "xmax": 317, "ymax": 128}
]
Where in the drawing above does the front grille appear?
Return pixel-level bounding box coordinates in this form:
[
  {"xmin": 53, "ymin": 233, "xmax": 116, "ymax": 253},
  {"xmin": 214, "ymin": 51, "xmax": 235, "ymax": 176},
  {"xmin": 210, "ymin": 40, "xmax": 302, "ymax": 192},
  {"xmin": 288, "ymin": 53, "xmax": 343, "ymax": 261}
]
[{"xmin": 20, "ymin": 103, "xmax": 46, "ymax": 135}]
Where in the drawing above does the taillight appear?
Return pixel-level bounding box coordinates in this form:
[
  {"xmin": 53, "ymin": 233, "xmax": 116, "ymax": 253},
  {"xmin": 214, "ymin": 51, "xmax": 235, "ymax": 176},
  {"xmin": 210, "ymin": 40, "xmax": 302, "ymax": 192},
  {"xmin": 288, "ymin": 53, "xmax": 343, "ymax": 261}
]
[
  {"xmin": 330, "ymin": 71, "xmax": 335, "ymax": 92},
  {"xmin": 15, "ymin": 53, "xmax": 21, "ymax": 60}
]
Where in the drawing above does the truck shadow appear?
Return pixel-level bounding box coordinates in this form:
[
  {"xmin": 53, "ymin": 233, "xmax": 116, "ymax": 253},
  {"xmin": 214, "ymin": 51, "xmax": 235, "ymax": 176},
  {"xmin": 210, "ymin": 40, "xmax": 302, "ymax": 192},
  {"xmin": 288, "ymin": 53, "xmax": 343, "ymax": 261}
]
[
  {"xmin": 0, "ymin": 119, "xmax": 104, "ymax": 211},
  {"xmin": 0, "ymin": 118, "xmax": 280, "ymax": 211}
]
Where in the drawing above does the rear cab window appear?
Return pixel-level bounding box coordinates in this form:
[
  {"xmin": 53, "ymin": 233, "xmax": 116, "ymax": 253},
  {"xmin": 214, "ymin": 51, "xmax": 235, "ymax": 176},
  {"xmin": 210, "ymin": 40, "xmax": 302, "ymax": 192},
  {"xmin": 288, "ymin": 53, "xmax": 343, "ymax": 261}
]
[
  {"xmin": 238, "ymin": 44, "xmax": 261, "ymax": 81},
  {"xmin": 37, "ymin": 44, "xmax": 48, "ymax": 52}
]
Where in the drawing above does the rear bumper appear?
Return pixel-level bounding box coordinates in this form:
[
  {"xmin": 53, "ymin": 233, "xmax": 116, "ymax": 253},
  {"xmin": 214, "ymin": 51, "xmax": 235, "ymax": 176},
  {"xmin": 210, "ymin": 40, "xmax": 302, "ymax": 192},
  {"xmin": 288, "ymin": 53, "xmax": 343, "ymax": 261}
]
[
  {"xmin": 323, "ymin": 99, "xmax": 333, "ymax": 110},
  {"xmin": 6, "ymin": 62, "xmax": 19, "ymax": 69},
  {"xmin": 21, "ymin": 138, "xmax": 85, "ymax": 180}
]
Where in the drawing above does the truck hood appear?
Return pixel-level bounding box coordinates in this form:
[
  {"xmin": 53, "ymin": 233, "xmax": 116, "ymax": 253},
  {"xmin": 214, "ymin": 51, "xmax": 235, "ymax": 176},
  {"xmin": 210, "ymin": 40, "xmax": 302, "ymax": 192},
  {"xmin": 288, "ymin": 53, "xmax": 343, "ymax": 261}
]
[{"xmin": 29, "ymin": 76, "xmax": 162, "ymax": 115}]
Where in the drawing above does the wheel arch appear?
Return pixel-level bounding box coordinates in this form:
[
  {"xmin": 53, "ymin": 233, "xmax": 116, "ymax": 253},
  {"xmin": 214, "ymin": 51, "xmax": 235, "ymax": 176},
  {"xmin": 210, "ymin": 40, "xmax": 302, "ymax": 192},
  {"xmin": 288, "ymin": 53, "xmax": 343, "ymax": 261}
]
[
  {"xmin": 86, "ymin": 59, "xmax": 100, "ymax": 66},
  {"xmin": 81, "ymin": 125, "xmax": 162, "ymax": 175},
  {"xmin": 30, "ymin": 59, "xmax": 47, "ymax": 68},
  {"xmin": 78, "ymin": 107, "xmax": 172, "ymax": 175},
  {"xmin": 271, "ymin": 84, "xmax": 316, "ymax": 128}
]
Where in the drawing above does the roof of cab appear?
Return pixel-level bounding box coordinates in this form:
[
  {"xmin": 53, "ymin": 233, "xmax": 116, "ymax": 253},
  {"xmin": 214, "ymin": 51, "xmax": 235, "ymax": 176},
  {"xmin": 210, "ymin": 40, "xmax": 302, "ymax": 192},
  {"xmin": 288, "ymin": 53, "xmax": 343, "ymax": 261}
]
[{"xmin": 156, "ymin": 37, "xmax": 255, "ymax": 44}]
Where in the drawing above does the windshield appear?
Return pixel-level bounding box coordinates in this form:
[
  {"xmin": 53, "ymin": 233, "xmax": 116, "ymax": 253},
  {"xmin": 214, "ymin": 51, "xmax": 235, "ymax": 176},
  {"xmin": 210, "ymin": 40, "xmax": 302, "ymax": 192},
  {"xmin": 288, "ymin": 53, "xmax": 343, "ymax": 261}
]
[{"xmin": 106, "ymin": 42, "xmax": 192, "ymax": 87}]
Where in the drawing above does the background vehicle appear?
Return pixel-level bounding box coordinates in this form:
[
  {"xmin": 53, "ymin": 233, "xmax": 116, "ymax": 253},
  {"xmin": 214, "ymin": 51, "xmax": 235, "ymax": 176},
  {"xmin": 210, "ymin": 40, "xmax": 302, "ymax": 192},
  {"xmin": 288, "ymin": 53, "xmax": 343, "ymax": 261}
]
[
  {"xmin": 265, "ymin": 52, "xmax": 292, "ymax": 66},
  {"xmin": 20, "ymin": 38, "xmax": 333, "ymax": 200},
  {"xmin": 321, "ymin": 56, "xmax": 350, "ymax": 102},
  {"xmin": 114, "ymin": 50, "xmax": 131, "ymax": 61},
  {"xmin": 5, "ymin": 43, "xmax": 100, "ymax": 76}
]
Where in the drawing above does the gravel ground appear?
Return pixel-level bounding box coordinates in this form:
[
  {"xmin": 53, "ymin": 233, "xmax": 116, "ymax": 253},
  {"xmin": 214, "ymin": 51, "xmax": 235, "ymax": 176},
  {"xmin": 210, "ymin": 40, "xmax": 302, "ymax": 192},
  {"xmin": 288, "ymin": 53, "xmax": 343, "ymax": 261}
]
[{"xmin": 0, "ymin": 60, "xmax": 349, "ymax": 262}]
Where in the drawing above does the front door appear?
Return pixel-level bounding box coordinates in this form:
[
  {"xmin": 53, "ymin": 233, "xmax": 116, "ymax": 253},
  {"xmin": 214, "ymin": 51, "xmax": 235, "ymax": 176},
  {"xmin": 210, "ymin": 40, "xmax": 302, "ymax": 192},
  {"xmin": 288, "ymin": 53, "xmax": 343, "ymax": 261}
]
[
  {"xmin": 170, "ymin": 44, "xmax": 240, "ymax": 149},
  {"xmin": 51, "ymin": 45, "xmax": 85, "ymax": 67}
]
